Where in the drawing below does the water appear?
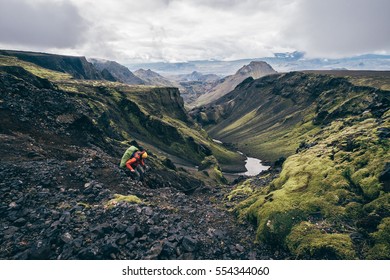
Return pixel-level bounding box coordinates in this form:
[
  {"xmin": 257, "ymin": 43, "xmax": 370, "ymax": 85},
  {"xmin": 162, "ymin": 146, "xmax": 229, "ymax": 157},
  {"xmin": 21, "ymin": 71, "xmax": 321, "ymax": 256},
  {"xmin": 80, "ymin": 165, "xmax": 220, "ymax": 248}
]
[
  {"xmin": 242, "ymin": 157, "xmax": 270, "ymax": 176},
  {"xmin": 212, "ymin": 139, "xmax": 269, "ymax": 176}
]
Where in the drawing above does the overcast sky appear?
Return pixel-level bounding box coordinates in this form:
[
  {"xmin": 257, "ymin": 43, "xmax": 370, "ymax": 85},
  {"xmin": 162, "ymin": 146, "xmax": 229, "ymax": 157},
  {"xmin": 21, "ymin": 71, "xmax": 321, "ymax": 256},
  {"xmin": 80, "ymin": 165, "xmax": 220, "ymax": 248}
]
[{"xmin": 0, "ymin": 0, "xmax": 389, "ymax": 63}]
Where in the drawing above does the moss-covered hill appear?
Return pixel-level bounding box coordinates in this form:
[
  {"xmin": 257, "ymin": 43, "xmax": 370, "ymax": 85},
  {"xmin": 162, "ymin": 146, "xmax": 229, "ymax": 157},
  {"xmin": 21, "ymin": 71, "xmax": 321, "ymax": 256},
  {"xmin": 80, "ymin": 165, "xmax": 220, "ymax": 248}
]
[{"xmin": 195, "ymin": 71, "xmax": 390, "ymax": 259}]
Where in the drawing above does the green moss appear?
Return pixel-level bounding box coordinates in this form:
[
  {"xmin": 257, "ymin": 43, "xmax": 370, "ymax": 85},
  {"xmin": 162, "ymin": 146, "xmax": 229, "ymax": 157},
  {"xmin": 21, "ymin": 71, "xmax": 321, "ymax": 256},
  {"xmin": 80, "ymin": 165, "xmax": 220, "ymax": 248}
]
[
  {"xmin": 363, "ymin": 194, "xmax": 390, "ymax": 216},
  {"xmin": 228, "ymin": 180, "xmax": 254, "ymax": 201},
  {"xmin": 366, "ymin": 218, "xmax": 390, "ymax": 259},
  {"xmin": 196, "ymin": 155, "xmax": 228, "ymax": 184},
  {"xmin": 199, "ymin": 155, "xmax": 218, "ymax": 170},
  {"xmin": 286, "ymin": 222, "xmax": 357, "ymax": 259},
  {"xmin": 260, "ymin": 209, "xmax": 306, "ymax": 245},
  {"xmin": 105, "ymin": 194, "xmax": 142, "ymax": 208},
  {"xmin": 77, "ymin": 202, "xmax": 92, "ymax": 209},
  {"xmin": 213, "ymin": 166, "xmax": 228, "ymax": 184},
  {"xmin": 345, "ymin": 202, "xmax": 365, "ymax": 220}
]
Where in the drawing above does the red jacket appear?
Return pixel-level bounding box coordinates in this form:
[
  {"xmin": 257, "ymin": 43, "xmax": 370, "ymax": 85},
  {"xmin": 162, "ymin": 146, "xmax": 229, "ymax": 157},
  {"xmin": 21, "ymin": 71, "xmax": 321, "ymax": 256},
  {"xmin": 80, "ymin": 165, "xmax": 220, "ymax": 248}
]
[{"xmin": 125, "ymin": 151, "xmax": 145, "ymax": 171}]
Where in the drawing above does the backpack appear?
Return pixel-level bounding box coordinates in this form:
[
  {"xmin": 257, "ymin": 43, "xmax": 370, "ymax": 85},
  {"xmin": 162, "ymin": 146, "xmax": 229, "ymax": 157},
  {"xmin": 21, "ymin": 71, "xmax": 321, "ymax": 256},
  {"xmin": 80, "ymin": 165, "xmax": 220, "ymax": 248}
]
[{"xmin": 119, "ymin": 146, "xmax": 139, "ymax": 168}]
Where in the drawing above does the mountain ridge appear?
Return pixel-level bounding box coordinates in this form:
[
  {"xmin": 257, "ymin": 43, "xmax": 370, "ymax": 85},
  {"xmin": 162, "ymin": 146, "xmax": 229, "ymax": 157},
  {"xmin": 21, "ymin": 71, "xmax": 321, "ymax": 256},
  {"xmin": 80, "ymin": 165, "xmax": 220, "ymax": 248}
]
[
  {"xmin": 192, "ymin": 61, "xmax": 277, "ymax": 107},
  {"xmin": 89, "ymin": 58, "xmax": 145, "ymax": 85},
  {"xmin": 127, "ymin": 52, "xmax": 390, "ymax": 76},
  {"xmin": 133, "ymin": 68, "xmax": 175, "ymax": 87}
]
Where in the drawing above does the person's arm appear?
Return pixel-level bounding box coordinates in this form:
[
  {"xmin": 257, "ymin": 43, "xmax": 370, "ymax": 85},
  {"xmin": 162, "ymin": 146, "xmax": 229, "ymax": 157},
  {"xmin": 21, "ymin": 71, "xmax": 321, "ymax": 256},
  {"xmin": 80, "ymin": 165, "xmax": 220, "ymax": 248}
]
[
  {"xmin": 126, "ymin": 158, "xmax": 136, "ymax": 171},
  {"xmin": 140, "ymin": 159, "xmax": 145, "ymax": 166}
]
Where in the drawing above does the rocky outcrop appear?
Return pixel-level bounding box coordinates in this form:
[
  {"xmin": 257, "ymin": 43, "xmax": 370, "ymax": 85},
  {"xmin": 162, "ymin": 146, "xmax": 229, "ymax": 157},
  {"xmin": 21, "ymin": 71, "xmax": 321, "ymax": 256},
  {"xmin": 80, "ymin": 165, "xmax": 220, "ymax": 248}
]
[
  {"xmin": 89, "ymin": 58, "xmax": 145, "ymax": 85},
  {"xmin": 134, "ymin": 69, "xmax": 175, "ymax": 87},
  {"xmin": 0, "ymin": 50, "xmax": 104, "ymax": 80},
  {"xmin": 141, "ymin": 87, "xmax": 189, "ymax": 121}
]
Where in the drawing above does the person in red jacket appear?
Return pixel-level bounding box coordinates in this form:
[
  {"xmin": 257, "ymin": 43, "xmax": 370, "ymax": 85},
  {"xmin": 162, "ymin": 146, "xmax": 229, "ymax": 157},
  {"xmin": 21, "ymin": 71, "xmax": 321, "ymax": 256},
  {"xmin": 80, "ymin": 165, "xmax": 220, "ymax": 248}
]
[{"xmin": 126, "ymin": 150, "xmax": 148, "ymax": 180}]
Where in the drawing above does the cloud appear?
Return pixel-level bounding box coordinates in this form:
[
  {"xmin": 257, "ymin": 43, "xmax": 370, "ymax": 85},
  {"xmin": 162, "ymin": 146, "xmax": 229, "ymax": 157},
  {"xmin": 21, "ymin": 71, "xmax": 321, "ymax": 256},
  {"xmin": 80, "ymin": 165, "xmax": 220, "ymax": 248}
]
[
  {"xmin": 0, "ymin": 0, "xmax": 88, "ymax": 48},
  {"xmin": 284, "ymin": 0, "xmax": 390, "ymax": 57},
  {"xmin": 67, "ymin": 0, "xmax": 294, "ymax": 62},
  {"xmin": 0, "ymin": 0, "xmax": 388, "ymax": 62}
]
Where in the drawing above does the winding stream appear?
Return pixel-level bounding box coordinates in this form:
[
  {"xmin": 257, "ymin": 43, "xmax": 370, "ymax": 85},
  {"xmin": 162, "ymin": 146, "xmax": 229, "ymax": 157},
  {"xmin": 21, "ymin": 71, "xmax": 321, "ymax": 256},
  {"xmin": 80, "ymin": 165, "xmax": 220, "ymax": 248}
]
[{"xmin": 213, "ymin": 139, "xmax": 270, "ymax": 176}]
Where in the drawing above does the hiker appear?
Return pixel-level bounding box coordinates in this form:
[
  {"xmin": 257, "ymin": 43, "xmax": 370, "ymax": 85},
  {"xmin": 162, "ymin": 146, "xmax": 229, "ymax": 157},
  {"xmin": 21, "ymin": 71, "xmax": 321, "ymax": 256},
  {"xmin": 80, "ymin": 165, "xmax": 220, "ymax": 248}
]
[{"xmin": 120, "ymin": 145, "xmax": 148, "ymax": 180}]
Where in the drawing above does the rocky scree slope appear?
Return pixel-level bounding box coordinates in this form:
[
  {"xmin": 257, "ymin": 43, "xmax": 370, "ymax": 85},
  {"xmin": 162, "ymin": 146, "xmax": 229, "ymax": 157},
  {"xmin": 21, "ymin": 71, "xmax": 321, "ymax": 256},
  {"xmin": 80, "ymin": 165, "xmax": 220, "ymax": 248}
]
[
  {"xmin": 0, "ymin": 61, "xmax": 271, "ymax": 259},
  {"xmin": 199, "ymin": 71, "xmax": 390, "ymax": 259}
]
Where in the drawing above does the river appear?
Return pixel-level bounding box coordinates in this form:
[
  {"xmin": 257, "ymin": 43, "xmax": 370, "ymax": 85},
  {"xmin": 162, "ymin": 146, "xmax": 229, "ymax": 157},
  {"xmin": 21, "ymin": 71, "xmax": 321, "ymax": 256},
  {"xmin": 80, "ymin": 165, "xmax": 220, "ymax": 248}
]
[
  {"xmin": 213, "ymin": 139, "xmax": 269, "ymax": 176},
  {"xmin": 240, "ymin": 156, "xmax": 270, "ymax": 176}
]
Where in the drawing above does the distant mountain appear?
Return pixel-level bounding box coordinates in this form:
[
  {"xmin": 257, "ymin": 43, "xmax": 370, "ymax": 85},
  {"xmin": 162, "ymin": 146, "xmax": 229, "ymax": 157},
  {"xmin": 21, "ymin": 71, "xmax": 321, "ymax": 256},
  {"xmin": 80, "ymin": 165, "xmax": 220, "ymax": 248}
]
[
  {"xmin": 134, "ymin": 69, "xmax": 175, "ymax": 87},
  {"xmin": 161, "ymin": 71, "xmax": 220, "ymax": 103},
  {"xmin": 192, "ymin": 61, "xmax": 277, "ymax": 106},
  {"xmin": 89, "ymin": 58, "xmax": 145, "ymax": 85},
  {"xmin": 172, "ymin": 71, "xmax": 220, "ymax": 83},
  {"xmin": 0, "ymin": 50, "xmax": 104, "ymax": 80},
  {"xmin": 127, "ymin": 52, "xmax": 390, "ymax": 76},
  {"xmin": 273, "ymin": 51, "xmax": 305, "ymax": 60}
]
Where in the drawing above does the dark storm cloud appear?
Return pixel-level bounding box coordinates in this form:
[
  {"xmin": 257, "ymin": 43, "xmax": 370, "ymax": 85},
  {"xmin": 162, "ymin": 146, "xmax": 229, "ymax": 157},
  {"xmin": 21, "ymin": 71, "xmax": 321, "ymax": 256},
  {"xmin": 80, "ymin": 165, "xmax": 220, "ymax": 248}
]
[
  {"xmin": 287, "ymin": 0, "xmax": 390, "ymax": 57},
  {"xmin": 0, "ymin": 0, "xmax": 88, "ymax": 48}
]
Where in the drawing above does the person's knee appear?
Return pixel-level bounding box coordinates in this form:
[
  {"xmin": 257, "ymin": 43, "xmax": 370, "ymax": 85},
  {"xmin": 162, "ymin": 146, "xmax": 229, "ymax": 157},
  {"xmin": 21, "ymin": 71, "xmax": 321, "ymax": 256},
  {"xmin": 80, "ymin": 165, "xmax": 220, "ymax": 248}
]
[{"xmin": 137, "ymin": 165, "xmax": 144, "ymax": 173}]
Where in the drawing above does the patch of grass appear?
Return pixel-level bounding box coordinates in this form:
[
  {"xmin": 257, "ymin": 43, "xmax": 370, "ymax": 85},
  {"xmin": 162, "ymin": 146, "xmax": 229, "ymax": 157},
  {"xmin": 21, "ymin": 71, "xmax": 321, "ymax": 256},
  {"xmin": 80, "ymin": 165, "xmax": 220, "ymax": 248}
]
[
  {"xmin": 105, "ymin": 194, "xmax": 142, "ymax": 209},
  {"xmin": 286, "ymin": 221, "xmax": 357, "ymax": 259},
  {"xmin": 77, "ymin": 202, "xmax": 92, "ymax": 209},
  {"xmin": 366, "ymin": 218, "xmax": 390, "ymax": 259},
  {"xmin": 227, "ymin": 180, "xmax": 254, "ymax": 201},
  {"xmin": 198, "ymin": 156, "xmax": 228, "ymax": 184}
]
